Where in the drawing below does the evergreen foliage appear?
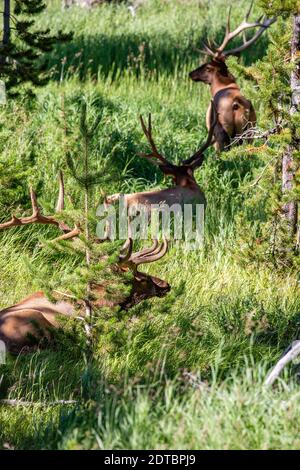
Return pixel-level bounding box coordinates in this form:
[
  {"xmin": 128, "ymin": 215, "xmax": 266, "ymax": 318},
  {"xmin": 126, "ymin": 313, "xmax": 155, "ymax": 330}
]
[
  {"xmin": 0, "ymin": 0, "xmax": 72, "ymax": 95},
  {"xmin": 38, "ymin": 98, "xmax": 131, "ymax": 346},
  {"xmin": 0, "ymin": 0, "xmax": 300, "ymax": 450},
  {"xmin": 226, "ymin": 5, "xmax": 299, "ymax": 268}
]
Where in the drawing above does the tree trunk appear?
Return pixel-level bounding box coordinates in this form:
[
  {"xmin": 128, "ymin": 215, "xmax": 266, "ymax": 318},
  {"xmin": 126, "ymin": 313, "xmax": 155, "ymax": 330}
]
[
  {"xmin": 282, "ymin": 14, "xmax": 300, "ymax": 239},
  {"xmin": 0, "ymin": 0, "xmax": 10, "ymax": 68},
  {"xmin": 3, "ymin": 0, "xmax": 10, "ymax": 45}
]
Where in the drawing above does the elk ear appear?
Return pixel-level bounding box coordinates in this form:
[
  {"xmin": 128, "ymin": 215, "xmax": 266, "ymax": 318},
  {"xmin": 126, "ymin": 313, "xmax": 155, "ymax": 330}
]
[{"xmin": 217, "ymin": 60, "xmax": 229, "ymax": 77}]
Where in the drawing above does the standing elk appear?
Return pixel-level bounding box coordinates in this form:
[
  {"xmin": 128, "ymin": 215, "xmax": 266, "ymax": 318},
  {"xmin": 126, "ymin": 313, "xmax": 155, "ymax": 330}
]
[
  {"xmin": 106, "ymin": 109, "xmax": 217, "ymax": 214},
  {"xmin": 189, "ymin": 2, "xmax": 275, "ymax": 151},
  {"xmin": 0, "ymin": 177, "xmax": 170, "ymax": 354}
]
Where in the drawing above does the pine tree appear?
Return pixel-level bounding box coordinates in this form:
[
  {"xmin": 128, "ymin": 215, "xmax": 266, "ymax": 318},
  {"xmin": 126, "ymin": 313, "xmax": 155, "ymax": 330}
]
[
  {"xmin": 282, "ymin": 11, "xmax": 300, "ymax": 243},
  {"xmin": 0, "ymin": 0, "xmax": 72, "ymax": 96},
  {"xmin": 53, "ymin": 97, "xmax": 130, "ymax": 349},
  {"xmin": 65, "ymin": 99, "xmax": 104, "ymax": 334},
  {"xmin": 228, "ymin": 1, "xmax": 299, "ymax": 268}
]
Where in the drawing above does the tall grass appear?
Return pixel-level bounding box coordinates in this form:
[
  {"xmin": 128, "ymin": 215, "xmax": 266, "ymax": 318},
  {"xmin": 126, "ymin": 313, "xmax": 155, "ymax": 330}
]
[
  {"xmin": 0, "ymin": 0, "xmax": 299, "ymax": 450},
  {"xmin": 42, "ymin": 0, "xmax": 270, "ymax": 79},
  {"xmin": 2, "ymin": 360, "xmax": 300, "ymax": 450},
  {"xmin": 54, "ymin": 367, "xmax": 300, "ymax": 450}
]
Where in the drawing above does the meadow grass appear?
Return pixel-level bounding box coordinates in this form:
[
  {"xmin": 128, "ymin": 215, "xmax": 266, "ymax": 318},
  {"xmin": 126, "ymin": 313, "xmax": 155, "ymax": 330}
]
[{"xmin": 0, "ymin": 0, "xmax": 299, "ymax": 450}]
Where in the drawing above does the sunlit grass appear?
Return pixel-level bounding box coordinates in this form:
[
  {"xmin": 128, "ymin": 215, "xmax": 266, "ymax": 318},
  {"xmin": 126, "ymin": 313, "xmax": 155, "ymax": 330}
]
[{"xmin": 0, "ymin": 0, "xmax": 298, "ymax": 451}]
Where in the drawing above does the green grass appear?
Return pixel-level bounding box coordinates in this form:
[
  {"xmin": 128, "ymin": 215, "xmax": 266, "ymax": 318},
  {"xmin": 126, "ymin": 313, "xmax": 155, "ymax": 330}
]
[
  {"xmin": 50, "ymin": 369, "xmax": 300, "ymax": 450},
  {"xmin": 0, "ymin": 0, "xmax": 299, "ymax": 450}
]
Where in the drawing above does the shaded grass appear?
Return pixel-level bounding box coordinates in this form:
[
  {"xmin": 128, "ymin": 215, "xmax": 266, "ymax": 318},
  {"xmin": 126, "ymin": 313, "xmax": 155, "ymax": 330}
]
[
  {"xmin": 0, "ymin": 0, "xmax": 298, "ymax": 451},
  {"xmin": 52, "ymin": 369, "xmax": 300, "ymax": 450},
  {"xmin": 42, "ymin": 0, "xmax": 270, "ymax": 81},
  {"xmin": 2, "ymin": 358, "xmax": 300, "ymax": 450}
]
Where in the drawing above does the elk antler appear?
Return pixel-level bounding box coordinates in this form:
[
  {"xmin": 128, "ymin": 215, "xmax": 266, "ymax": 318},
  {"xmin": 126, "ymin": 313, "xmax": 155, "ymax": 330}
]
[
  {"xmin": 139, "ymin": 110, "xmax": 216, "ymax": 173},
  {"xmin": 182, "ymin": 101, "xmax": 217, "ymax": 168},
  {"xmin": 118, "ymin": 237, "xmax": 168, "ymax": 271},
  {"xmin": 55, "ymin": 170, "xmax": 65, "ymax": 212},
  {"xmin": 139, "ymin": 114, "xmax": 177, "ymax": 174},
  {"xmin": 0, "ymin": 173, "xmax": 80, "ymax": 242},
  {"xmin": 202, "ymin": 1, "xmax": 276, "ymax": 59}
]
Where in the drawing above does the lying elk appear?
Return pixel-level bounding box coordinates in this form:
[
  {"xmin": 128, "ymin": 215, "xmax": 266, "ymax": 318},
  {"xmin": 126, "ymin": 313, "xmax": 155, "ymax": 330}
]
[
  {"xmin": 189, "ymin": 2, "xmax": 275, "ymax": 151},
  {"xmin": 0, "ymin": 178, "xmax": 170, "ymax": 354},
  {"xmin": 106, "ymin": 109, "xmax": 217, "ymax": 217}
]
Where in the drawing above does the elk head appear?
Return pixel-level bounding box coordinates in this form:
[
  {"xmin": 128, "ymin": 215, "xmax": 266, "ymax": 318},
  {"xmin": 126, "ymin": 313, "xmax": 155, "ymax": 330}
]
[
  {"xmin": 105, "ymin": 109, "xmax": 217, "ymax": 220},
  {"xmin": 117, "ymin": 237, "xmax": 170, "ymax": 309},
  {"xmin": 0, "ymin": 175, "xmax": 171, "ymax": 353},
  {"xmin": 0, "ymin": 173, "xmax": 171, "ymax": 309},
  {"xmin": 189, "ymin": 59, "xmax": 235, "ymax": 86},
  {"xmin": 189, "ymin": 2, "xmax": 276, "ymax": 85},
  {"xmin": 138, "ymin": 107, "xmax": 217, "ymax": 190}
]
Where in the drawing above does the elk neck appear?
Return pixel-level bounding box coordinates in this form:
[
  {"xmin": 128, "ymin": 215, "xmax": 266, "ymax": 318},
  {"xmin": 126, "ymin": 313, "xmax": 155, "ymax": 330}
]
[
  {"xmin": 174, "ymin": 169, "xmax": 200, "ymax": 191},
  {"xmin": 210, "ymin": 74, "xmax": 240, "ymax": 98}
]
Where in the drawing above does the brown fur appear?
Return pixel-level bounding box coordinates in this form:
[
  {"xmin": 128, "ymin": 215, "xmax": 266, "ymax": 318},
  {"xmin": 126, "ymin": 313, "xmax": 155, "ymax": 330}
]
[
  {"xmin": 0, "ymin": 269, "xmax": 170, "ymax": 354},
  {"xmin": 190, "ymin": 59, "xmax": 256, "ymax": 151},
  {"xmin": 105, "ymin": 113, "xmax": 216, "ymax": 216}
]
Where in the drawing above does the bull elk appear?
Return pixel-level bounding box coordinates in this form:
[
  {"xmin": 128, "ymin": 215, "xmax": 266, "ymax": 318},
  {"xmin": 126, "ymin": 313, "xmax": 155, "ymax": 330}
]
[
  {"xmin": 189, "ymin": 2, "xmax": 276, "ymax": 151},
  {"xmin": 106, "ymin": 109, "xmax": 217, "ymax": 214},
  {"xmin": 0, "ymin": 177, "xmax": 170, "ymax": 354}
]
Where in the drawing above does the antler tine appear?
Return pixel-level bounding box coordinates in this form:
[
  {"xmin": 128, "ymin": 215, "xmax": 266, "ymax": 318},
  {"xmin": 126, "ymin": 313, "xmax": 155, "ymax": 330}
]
[
  {"xmin": 0, "ymin": 187, "xmax": 58, "ymax": 231},
  {"xmin": 55, "ymin": 170, "xmax": 65, "ymax": 213},
  {"xmin": 214, "ymin": 3, "xmax": 276, "ymax": 57},
  {"xmin": 132, "ymin": 237, "xmax": 169, "ymax": 266},
  {"xmin": 211, "ymin": 38, "xmax": 218, "ymax": 49},
  {"xmin": 130, "ymin": 239, "xmax": 159, "ymax": 262},
  {"xmin": 245, "ymin": 0, "xmax": 254, "ymax": 21},
  {"xmin": 0, "ymin": 178, "xmax": 80, "ymax": 241},
  {"xmin": 30, "ymin": 187, "xmax": 39, "ymax": 216},
  {"xmin": 222, "ymin": 17, "xmax": 276, "ymax": 57},
  {"xmin": 226, "ymin": 5, "xmax": 232, "ymax": 37},
  {"xmin": 207, "ymin": 37, "xmax": 214, "ymax": 50},
  {"xmin": 139, "ymin": 114, "xmax": 169, "ymax": 166},
  {"xmin": 139, "ymin": 113, "xmax": 151, "ymax": 140},
  {"xmin": 200, "ymin": 43, "xmax": 215, "ymax": 58},
  {"xmin": 183, "ymin": 100, "xmax": 217, "ymax": 167},
  {"xmin": 118, "ymin": 237, "xmax": 133, "ymax": 263},
  {"xmin": 48, "ymin": 225, "xmax": 81, "ymax": 244},
  {"xmin": 148, "ymin": 113, "xmax": 152, "ymax": 136},
  {"xmin": 242, "ymin": 30, "xmax": 247, "ymax": 45}
]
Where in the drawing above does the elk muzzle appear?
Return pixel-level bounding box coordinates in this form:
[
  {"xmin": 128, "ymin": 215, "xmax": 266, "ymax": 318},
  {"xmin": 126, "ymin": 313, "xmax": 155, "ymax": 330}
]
[
  {"xmin": 189, "ymin": 66, "xmax": 208, "ymax": 83},
  {"xmin": 121, "ymin": 272, "xmax": 171, "ymax": 310}
]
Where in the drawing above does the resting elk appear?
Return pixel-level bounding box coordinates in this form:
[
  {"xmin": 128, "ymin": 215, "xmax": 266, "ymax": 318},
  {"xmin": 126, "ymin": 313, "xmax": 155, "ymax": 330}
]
[
  {"xmin": 0, "ymin": 177, "xmax": 170, "ymax": 354},
  {"xmin": 189, "ymin": 2, "xmax": 275, "ymax": 151},
  {"xmin": 106, "ymin": 109, "xmax": 217, "ymax": 214}
]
